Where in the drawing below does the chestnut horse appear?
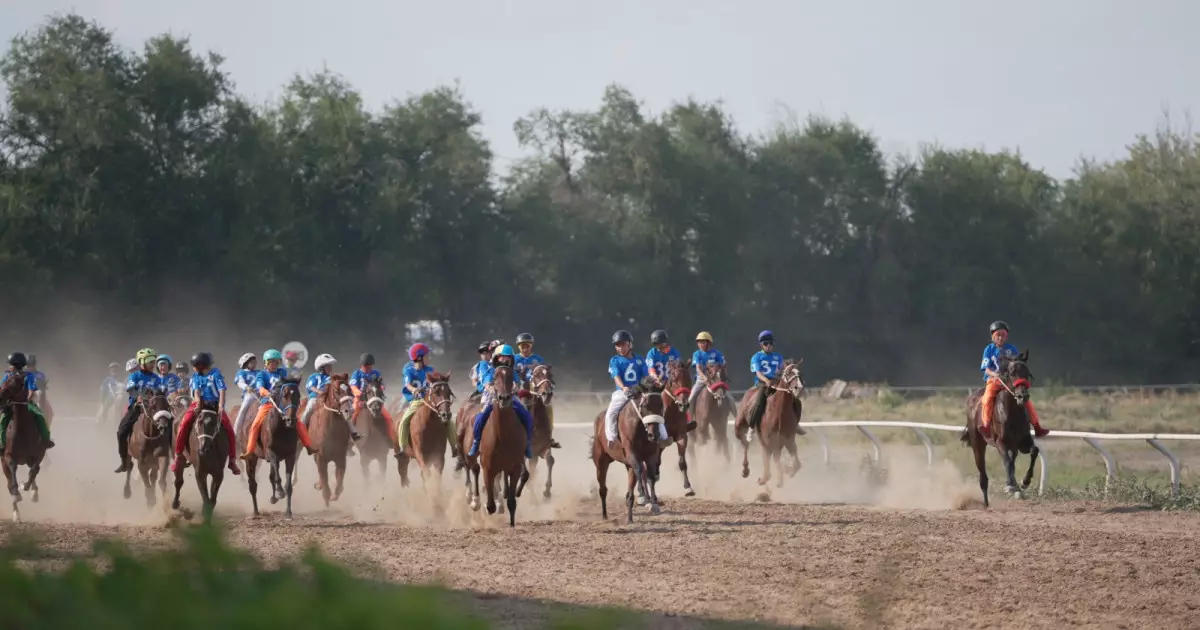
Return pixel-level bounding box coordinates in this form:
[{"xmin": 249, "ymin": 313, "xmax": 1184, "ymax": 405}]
[
  {"xmin": 125, "ymin": 389, "xmax": 173, "ymax": 508},
  {"xmin": 394, "ymin": 372, "xmax": 453, "ymax": 488},
  {"xmin": 660, "ymin": 359, "xmax": 696, "ymax": 497},
  {"xmin": 591, "ymin": 381, "xmax": 669, "ymax": 523},
  {"xmin": 171, "ymin": 399, "xmax": 228, "ymax": 523},
  {"xmin": 517, "ymin": 364, "xmax": 557, "ymax": 499},
  {"xmin": 962, "ymin": 350, "xmax": 1040, "ymax": 507},
  {"xmin": 0, "ymin": 374, "xmax": 48, "ymax": 522},
  {"xmin": 308, "ymin": 373, "xmax": 354, "ymax": 508},
  {"xmin": 734, "ymin": 359, "xmax": 805, "ymax": 487},
  {"xmin": 465, "ymin": 364, "xmax": 528, "ymax": 526},
  {"xmin": 356, "ymin": 375, "xmax": 392, "ymax": 483},
  {"xmin": 240, "ymin": 376, "xmax": 305, "ymax": 517},
  {"xmin": 690, "ymin": 364, "xmax": 734, "ymax": 462}
]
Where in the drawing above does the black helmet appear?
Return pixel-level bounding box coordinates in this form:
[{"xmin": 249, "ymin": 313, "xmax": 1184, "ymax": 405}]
[
  {"xmin": 7, "ymin": 352, "xmax": 27, "ymax": 370},
  {"xmin": 516, "ymin": 333, "xmax": 535, "ymax": 345},
  {"xmin": 612, "ymin": 330, "xmax": 633, "ymax": 345},
  {"xmin": 175, "ymin": 361, "xmax": 188, "ymax": 372},
  {"xmin": 488, "ymin": 339, "xmax": 505, "ymax": 351},
  {"xmin": 26, "ymin": 353, "xmax": 37, "ymax": 368},
  {"xmin": 476, "ymin": 341, "xmax": 491, "ymax": 353},
  {"xmin": 650, "ymin": 330, "xmax": 669, "ymax": 345},
  {"xmin": 989, "ymin": 321, "xmax": 1010, "ymax": 334},
  {"xmin": 360, "ymin": 353, "xmax": 375, "ymax": 366},
  {"xmin": 190, "ymin": 352, "xmax": 213, "ymax": 368}
]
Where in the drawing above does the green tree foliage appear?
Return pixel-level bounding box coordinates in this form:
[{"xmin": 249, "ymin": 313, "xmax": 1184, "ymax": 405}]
[{"xmin": 4, "ymin": 14, "xmax": 1200, "ymax": 384}]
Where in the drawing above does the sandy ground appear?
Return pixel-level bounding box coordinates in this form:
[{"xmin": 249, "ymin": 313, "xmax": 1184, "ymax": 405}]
[{"xmin": 3, "ymin": 405, "xmax": 1200, "ymax": 628}]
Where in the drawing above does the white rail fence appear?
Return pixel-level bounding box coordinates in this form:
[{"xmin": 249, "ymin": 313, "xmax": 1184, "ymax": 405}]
[{"xmin": 553, "ymin": 418, "xmax": 1199, "ymax": 498}]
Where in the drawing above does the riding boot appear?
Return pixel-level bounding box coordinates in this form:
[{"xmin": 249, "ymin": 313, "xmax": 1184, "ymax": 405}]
[
  {"xmin": 170, "ymin": 453, "xmax": 186, "ymax": 473},
  {"xmin": 685, "ymin": 412, "xmax": 697, "ymax": 432},
  {"xmin": 114, "ymin": 403, "xmax": 139, "ymax": 472},
  {"xmin": 748, "ymin": 386, "xmax": 769, "ymax": 431},
  {"xmin": 792, "ymin": 399, "xmax": 807, "ymax": 435}
]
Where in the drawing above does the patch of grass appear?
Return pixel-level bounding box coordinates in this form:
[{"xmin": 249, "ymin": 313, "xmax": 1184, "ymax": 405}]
[{"xmin": 1037, "ymin": 474, "xmax": 1200, "ymax": 511}]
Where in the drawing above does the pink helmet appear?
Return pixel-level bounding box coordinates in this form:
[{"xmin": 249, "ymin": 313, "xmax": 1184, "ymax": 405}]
[{"xmin": 408, "ymin": 343, "xmax": 431, "ymax": 361}]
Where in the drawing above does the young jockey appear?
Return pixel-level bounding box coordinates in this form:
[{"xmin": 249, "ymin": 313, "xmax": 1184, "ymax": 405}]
[
  {"xmin": 349, "ymin": 353, "xmax": 389, "ymax": 441},
  {"xmin": 645, "ymin": 330, "xmax": 681, "ymax": 385},
  {"xmin": 156, "ymin": 355, "xmax": 183, "ymax": 395},
  {"xmin": 979, "ymin": 321, "xmax": 1048, "ymax": 439},
  {"xmin": 688, "ymin": 331, "xmax": 728, "ymax": 408},
  {"xmin": 284, "ymin": 349, "xmax": 302, "ymax": 371},
  {"xmin": 467, "ymin": 345, "xmax": 534, "ymax": 459},
  {"xmin": 24, "ymin": 354, "xmax": 50, "ymax": 418},
  {"xmin": 241, "ymin": 349, "xmax": 317, "ymax": 460},
  {"xmin": 514, "ymin": 333, "xmax": 562, "ymax": 449},
  {"xmin": 114, "ymin": 348, "xmax": 163, "ymax": 472},
  {"xmin": 395, "ymin": 343, "xmax": 439, "ymax": 454},
  {"xmin": 232, "ymin": 353, "xmax": 260, "ymax": 437},
  {"xmin": 300, "ymin": 353, "xmax": 339, "ymax": 428},
  {"xmin": 469, "ymin": 341, "xmax": 491, "ymax": 401},
  {"xmin": 171, "ymin": 353, "xmax": 240, "ymax": 474},
  {"xmin": 746, "ymin": 330, "xmax": 785, "ymax": 432},
  {"xmin": 0, "ymin": 352, "xmax": 54, "ymax": 450},
  {"xmin": 174, "ymin": 361, "xmax": 189, "ymax": 385},
  {"xmin": 97, "ymin": 362, "xmax": 123, "ymax": 423},
  {"xmin": 604, "ymin": 330, "xmax": 670, "ymax": 450}
]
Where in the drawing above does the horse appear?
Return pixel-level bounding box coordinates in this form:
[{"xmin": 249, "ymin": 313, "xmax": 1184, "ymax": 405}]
[
  {"xmin": 356, "ymin": 375, "xmax": 392, "ymax": 483},
  {"xmin": 239, "ymin": 376, "xmax": 305, "ymax": 517},
  {"xmin": 734, "ymin": 359, "xmax": 805, "ymax": 487},
  {"xmin": 453, "ymin": 389, "xmax": 484, "ymax": 473},
  {"xmin": 168, "ymin": 390, "xmax": 192, "ymax": 431},
  {"xmin": 962, "ymin": 350, "xmax": 1041, "ymax": 507},
  {"xmin": 308, "ymin": 373, "xmax": 355, "ymax": 507},
  {"xmin": 591, "ymin": 380, "xmax": 669, "ymax": 523},
  {"xmin": 517, "ymin": 364, "xmax": 556, "ymax": 499},
  {"xmin": 464, "ymin": 364, "xmax": 529, "ymax": 526},
  {"xmin": 394, "ymin": 372, "xmax": 452, "ymax": 489},
  {"xmin": 0, "ymin": 374, "xmax": 49, "ymax": 521},
  {"xmin": 124, "ymin": 389, "xmax": 174, "ymax": 508},
  {"xmin": 660, "ymin": 359, "xmax": 696, "ymax": 497},
  {"xmin": 690, "ymin": 363, "xmax": 734, "ymax": 462},
  {"xmin": 170, "ymin": 399, "xmax": 228, "ymax": 523}
]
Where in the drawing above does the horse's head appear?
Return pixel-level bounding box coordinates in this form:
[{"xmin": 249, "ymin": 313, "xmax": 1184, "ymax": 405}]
[
  {"xmin": 528, "ymin": 364, "xmax": 554, "ymax": 405},
  {"xmin": 171, "ymin": 392, "xmax": 192, "ymax": 415},
  {"xmin": 702, "ymin": 364, "xmax": 730, "ymax": 402},
  {"xmin": 778, "ymin": 359, "xmax": 806, "ymax": 398},
  {"xmin": 492, "ymin": 364, "xmax": 515, "ymax": 409},
  {"xmin": 427, "ymin": 371, "xmax": 454, "ymax": 422},
  {"xmin": 273, "ymin": 377, "xmax": 302, "ymax": 428},
  {"xmin": 664, "ymin": 359, "xmax": 693, "ymax": 412},
  {"xmin": 633, "ymin": 377, "xmax": 668, "ymax": 442},
  {"xmin": 364, "ymin": 374, "xmax": 385, "ymax": 416},
  {"xmin": 196, "ymin": 399, "xmax": 221, "ymax": 457},
  {"xmin": 1000, "ymin": 350, "xmax": 1033, "ymax": 406},
  {"xmin": 0, "ymin": 372, "xmax": 27, "ymax": 405},
  {"xmin": 324, "ymin": 373, "xmax": 355, "ymax": 417},
  {"xmin": 140, "ymin": 388, "xmax": 173, "ymax": 432}
]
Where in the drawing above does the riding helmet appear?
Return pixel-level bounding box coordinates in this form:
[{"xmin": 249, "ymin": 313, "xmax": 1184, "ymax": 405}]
[
  {"xmin": 7, "ymin": 352, "xmax": 27, "ymax": 370},
  {"xmin": 695, "ymin": 331, "xmax": 714, "ymax": 343},
  {"xmin": 26, "ymin": 353, "xmax": 37, "ymax": 368},
  {"xmin": 493, "ymin": 344, "xmax": 516, "ymax": 360},
  {"xmin": 757, "ymin": 330, "xmax": 775, "ymax": 344},
  {"xmin": 989, "ymin": 321, "xmax": 1009, "ymax": 334},
  {"xmin": 650, "ymin": 330, "xmax": 669, "ymax": 345},
  {"xmin": 314, "ymin": 353, "xmax": 337, "ymax": 371},
  {"xmin": 262, "ymin": 349, "xmax": 283, "ymax": 361},
  {"xmin": 488, "ymin": 339, "xmax": 505, "ymax": 351},
  {"xmin": 136, "ymin": 348, "xmax": 158, "ymax": 365},
  {"xmin": 516, "ymin": 333, "xmax": 535, "ymax": 346},
  {"xmin": 191, "ymin": 353, "xmax": 213, "ymax": 368},
  {"xmin": 157, "ymin": 354, "xmax": 173, "ymax": 366},
  {"xmin": 360, "ymin": 352, "xmax": 376, "ymax": 366},
  {"xmin": 612, "ymin": 330, "xmax": 633, "ymax": 345},
  {"xmin": 238, "ymin": 353, "xmax": 257, "ymax": 368},
  {"xmin": 477, "ymin": 341, "xmax": 491, "ymax": 354},
  {"xmin": 409, "ymin": 343, "xmax": 431, "ymax": 361},
  {"xmin": 175, "ymin": 361, "xmax": 188, "ymax": 372}
]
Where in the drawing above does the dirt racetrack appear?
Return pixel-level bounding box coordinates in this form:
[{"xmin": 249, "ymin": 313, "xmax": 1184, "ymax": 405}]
[{"xmin": 5, "ymin": 411, "xmax": 1200, "ymax": 628}]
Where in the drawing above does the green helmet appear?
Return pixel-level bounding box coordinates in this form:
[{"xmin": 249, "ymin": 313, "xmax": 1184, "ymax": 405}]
[
  {"xmin": 135, "ymin": 348, "xmax": 158, "ymax": 366},
  {"xmin": 263, "ymin": 349, "xmax": 283, "ymax": 361}
]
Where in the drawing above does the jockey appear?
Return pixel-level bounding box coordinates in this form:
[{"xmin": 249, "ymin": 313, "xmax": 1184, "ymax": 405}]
[
  {"xmin": 604, "ymin": 331, "xmax": 670, "ymax": 450},
  {"xmin": 466, "ymin": 345, "xmax": 534, "ymax": 459},
  {"xmin": 349, "ymin": 353, "xmax": 388, "ymax": 441},
  {"xmin": 24, "ymin": 354, "xmax": 53, "ymax": 424},
  {"xmin": 300, "ymin": 353, "xmax": 338, "ymax": 428},
  {"xmin": 114, "ymin": 348, "xmax": 163, "ymax": 472},
  {"xmin": 97, "ymin": 362, "xmax": 123, "ymax": 422},
  {"xmin": 688, "ymin": 331, "xmax": 728, "ymax": 408},
  {"xmin": 171, "ymin": 353, "xmax": 240, "ymax": 475},
  {"xmin": 469, "ymin": 341, "xmax": 492, "ymax": 401},
  {"xmin": 0, "ymin": 352, "xmax": 54, "ymax": 451},
  {"xmin": 395, "ymin": 343, "xmax": 439, "ymax": 454},
  {"xmin": 746, "ymin": 330, "xmax": 785, "ymax": 431},
  {"xmin": 645, "ymin": 330, "xmax": 680, "ymax": 385},
  {"xmin": 232, "ymin": 353, "xmax": 260, "ymax": 437},
  {"xmin": 284, "ymin": 349, "xmax": 302, "ymax": 370},
  {"xmin": 174, "ymin": 361, "xmax": 189, "ymax": 384},
  {"xmin": 514, "ymin": 333, "xmax": 561, "ymax": 449},
  {"xmin": 155, "ymin": 355, "xmax": 183, "ymax": 395},
  {"xmin": 241, "ymin": 349, "xmax": 317, "ymax": 460},
  {"xmin": 979, "ymin": 321, "xmax": 1048, "ymax": 439}
]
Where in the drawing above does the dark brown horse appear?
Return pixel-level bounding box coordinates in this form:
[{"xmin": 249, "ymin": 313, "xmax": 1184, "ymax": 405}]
[
  {"xmin": 660, "ymin": 359, "xmax": 696, "ymax": 497},
  {"xmin": 356, "ymin": 375, "xmax": 392, "ymax": 483},
  {"xmin": 124, "ymin": 388, "xmax": 173, "ymax": 507},
  {"xmin": 690, "ymin": 363, "xmax": 734, "ymax": 462},
  {"xmin": 591, "ymin": 381, "xmax": 669, "ymax": 523},
  {"xmin": 395, "ymin": 372, "xmax": 453, "ymax": 489},
  {"xmin": 309, "ymin": 373, "xmax": 353, "ymax": 508},
  {"xmin": 168, "ymin": 390, "xmax": 192, "ymax": 428},
  {"xmin": 454, "ymin": 392, "xmax": 483, "ymax": 473},
  {"xmin": 466, "ymin": 364, "xmax": 528, "ymax": 526},
  {"xmin": 734, "ymin": 359, "xmax": 805, "ymax": 487},
  {"xmin": 518, "ymin": 364, "xmax": 557, "ymax": 499},
  {"xmin": 240, "ymin": 377, "xmax": 305, "ymax": 517},
  {"xmin": 962, "ymin": 350, "xmax": 1040, "ymax": 507},
  {"xmin": 171, "ymin": 399, "xmax": 228, "ymax": 523},
  {"xmin": 0, "ymin": 374, "xmax": 48, "ymax": 521}
]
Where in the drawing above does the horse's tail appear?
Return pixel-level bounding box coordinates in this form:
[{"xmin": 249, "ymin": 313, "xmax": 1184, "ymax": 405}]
[
  {"xmin": 959, "ymin": 428, "xmax": 970, "ymax": 445},
  {"xmin": 586, "ymin": 434, "xmax": 595, "ymax": 459}
]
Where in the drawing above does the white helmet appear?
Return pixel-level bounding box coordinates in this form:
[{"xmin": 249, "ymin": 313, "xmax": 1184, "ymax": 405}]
[
  {"xmin": 125, "ymin": 358, "xmax": 138, "ymax": 372},
  {"xmin": 314, "ymin": 353, "xmax": 336, "ymax": 371},
  {"xmin": 238, "ymin": 353, "xmax": 257, "ymax": 369}
]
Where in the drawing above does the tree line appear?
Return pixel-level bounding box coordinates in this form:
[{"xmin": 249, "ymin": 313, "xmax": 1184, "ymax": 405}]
[{"xmin": 3, "ymin": 14, "xmax": 1199, "ymax": 386}]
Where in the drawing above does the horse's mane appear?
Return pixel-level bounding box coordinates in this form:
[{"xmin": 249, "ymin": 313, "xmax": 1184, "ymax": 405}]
[{"xmin": 429, "ymin": 371, "xmax": 450, "ymax": 382}]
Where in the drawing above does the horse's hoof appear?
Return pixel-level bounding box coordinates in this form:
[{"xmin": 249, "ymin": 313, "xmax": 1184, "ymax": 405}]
[
  {"xmin": 123, "ymin": 486, "xmax": 132, "ymax": 500},
  {"xmin": 313, "ymin": 482, "xmax": 323, "ymax": 491},
  {"xmin": 269, "ymin": 495, "xmax": 279, "ymax": 505},
  {"xmin": 650, "ymin": 504, "xmax": 661, "ymax": 515},
  {"xmin": 741, "ymin": 468, "xmax": 749, "ymax": 479},
  {"xmin": 487, "ymin": 503, "xmax": 497, "ymax": 515},
  {"xmin": 684, "ymin": 488, "xmax": 695, "ymax": 497},
  {"xmin": 31, "ymin": 493, "xmax": 38, "ymax": 504},
  {"xmin": 10, "ymin": 493, "xmax": 21, "ymax": 504},
  {"xmin": 1005, "ymin": 485, "xmax": 1019, "ymax": 494},
  {"xmin": 757, "ymin": 477, "xmax": 768, "ymax": 486},
  {"xmin": 470, "ymin": 499, "xmax": 480, "ymax": 512},
  {"xmin": 171, "ymin": 499, "xmax": 180, "ymax": 510},
  {"xmin": 543, "ymin": 489, "xmax": 552, "ymax": 499}
]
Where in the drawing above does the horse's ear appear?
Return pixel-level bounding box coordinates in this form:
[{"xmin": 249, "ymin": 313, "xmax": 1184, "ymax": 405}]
[
  {"xmin": 1018, "ymin": 349, "xmax": 1029, "ymax": 362},
  {"xmin": 444, "ymin": 369, "xmax": 452, "ymax": 380}
]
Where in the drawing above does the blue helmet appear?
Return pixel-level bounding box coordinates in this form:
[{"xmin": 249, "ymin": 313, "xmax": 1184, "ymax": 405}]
[
  {"xmin": 156, "ymin": 354, "xmax": 173, "ymax": 366},
  {"xmin": 493, "ymin": 344, "xmax": 516, "ymax": 359},
  {"xmin": 757, "ymin": 330, "xmax": 775, "ymax": 344}
]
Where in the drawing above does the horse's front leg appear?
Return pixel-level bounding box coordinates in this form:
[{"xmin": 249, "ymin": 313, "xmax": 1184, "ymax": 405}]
[
  {"xmin": 737, "ymin": 421, "xmax": 751, "ymax": 479},
  {"xmin": 194, "ymin": 471, "xmax": 213, "ymax": 524},
  {"xmin": 972, "ymin": 440, "xmax": 989, "ymax": 508},
  {"xmin": 24, "ymin": 461, "xmax": 41, "ymax": 503},
  {"xmin": 677, "ymin": 437, "xmax": 694, "ymax": 497},
  {"xmin": 268, "ymin": 453, "xmax": 283, "ymax": 504},
  {"xmin": 999, "ymin": 446, "xmax": 1019, "ymax": 494},
  {"xmin": 543, "ymin": 451, "xmax": 555, "ymax": 499},
  {"xmin": 757, "ymin": 441, "xmax": 773, "ymax": 487},
  {"xmin": 1023, "ymin": 444, "xmax": 1040, "ymax": 491},
  {"xmin": 171, "ymin": 456, "xmax": 185, "ymax": 510},
  {"xmin": 283, "ymin": 455, "xmax": 295, "ymax": 519},
  {"xmin": 6, "ymin": 460, "xmax": 20, "ymax": 522},
  {"xmin": 332, "ymin": 457, "xmax": 346, "ymax": 502}
]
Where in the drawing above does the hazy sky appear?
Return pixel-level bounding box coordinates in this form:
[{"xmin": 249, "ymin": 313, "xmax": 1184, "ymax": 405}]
[{"xmin": 2, "ymin": 0, "xmax": 1196, "ymax": 178}]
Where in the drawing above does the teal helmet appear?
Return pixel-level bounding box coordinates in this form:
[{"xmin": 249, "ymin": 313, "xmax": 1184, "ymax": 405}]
[{"xmin": 263, "ymin": 349, "xmax": 283, "ymax": 361}]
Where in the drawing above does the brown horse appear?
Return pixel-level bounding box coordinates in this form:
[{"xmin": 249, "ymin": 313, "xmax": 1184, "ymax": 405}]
[
  {"xmin": 124, "ymin": 389, "xmax": 173, "ymax": 508},
  {"xmin": 356, "ymin": 375, "xmax": 392, "ymax": 483},
  {"xmin": 962, "ymin": 350, "xmax": 1040, "ymax": 507},
  {"xmin": 734, "ymin": 359, "xmax": 805, "ymax": 487},
  {"xmin": 395, "ymin": 372, "xmax": 452, "ymax": 488},
  {"xmin": 690, "ymin": 363, "xmax": 734, "ymax": 462},
  {"xmin": 0, "ymin": 374, "xmax": 48, "ymax": 521},
  {"xmin": 240, "ymin": 377, "xmax": 305, "ymax": 517},
  {"xmin": 465, "ymin": 364, "xmax": 528, "ymax": 526},
  {"xmin": 660, "ymin": 359, "xmax": 696, "ymax": 497},
  {"xmin": 454, "ymin": 392, "xmax": 483, "ymax": 473},
  {"xmin": 591, "ymin": 381, "xmax": 669, "ymax": 523},
  {"xmin": 308, "ymin": 373, "xmax": 354, "ymax": 507},
  {"xmin": 168, "ymin": 390, "xmax": 192, "ymax": 428},
  {"xmin": 517, "ymin": 364, "xmax": 557, "ymax": 499},
  {"xmin": 170, "ymin": 399, "xmax": 228, "ymax": 523}
]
